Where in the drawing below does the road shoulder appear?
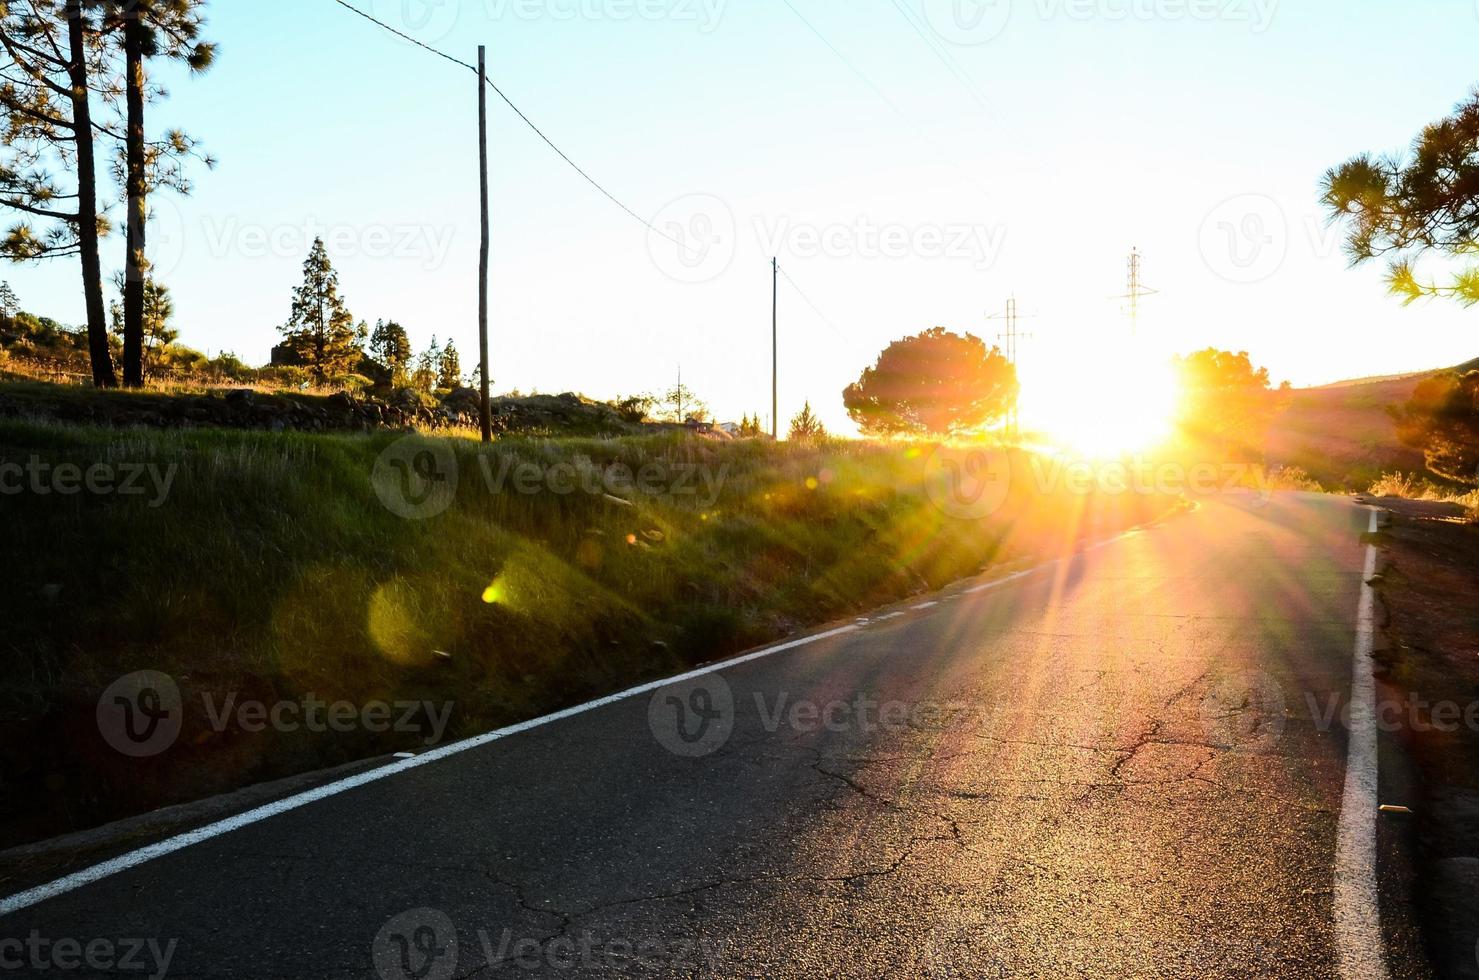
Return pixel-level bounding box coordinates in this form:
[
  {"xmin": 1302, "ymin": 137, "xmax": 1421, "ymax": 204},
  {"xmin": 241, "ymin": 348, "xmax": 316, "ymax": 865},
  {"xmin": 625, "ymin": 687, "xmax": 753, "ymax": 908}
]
[{"xmin": 1365, "ymin": 496, "xmax": 1479, "ymax": 979}]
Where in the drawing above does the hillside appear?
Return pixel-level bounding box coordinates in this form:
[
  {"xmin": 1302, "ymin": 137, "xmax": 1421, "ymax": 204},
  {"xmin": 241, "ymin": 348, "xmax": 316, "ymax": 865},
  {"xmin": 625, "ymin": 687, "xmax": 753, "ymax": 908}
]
[
  {"xmin": 1266, "ymin": 357, "xmax": 1478, "ymax": 490},
  {"xmin": 0, "ymin": 378, "xmax": 658, "ymax": 438}
]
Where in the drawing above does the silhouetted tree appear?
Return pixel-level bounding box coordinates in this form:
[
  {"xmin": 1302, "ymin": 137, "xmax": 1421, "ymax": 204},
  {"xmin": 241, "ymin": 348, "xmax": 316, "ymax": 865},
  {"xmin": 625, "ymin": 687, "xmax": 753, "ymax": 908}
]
[
  {"xmin": 663, "ymin": 378, "xmax": 708, "ymax": 423},
  {"xmin": 1391, "ymin": 371, "xmax": 1479, "ymax": 484},
  {"xmin": 1323, "ymin": 89, "xmax": 1479, "ymax": 306},
  {"xmin": 437, "ymin": 338, "xmax": 461, "ymax": 391},
  {"xmin": 369, "ymin": 318, "xmax": 412, "ymax": 384},
  {"xmin": 410, "ymin": 337, "xmax": 438, "ymax": 393},
  {"xmin": 1172, "ymin": 349, "xmax": 1286, "ymax": 456},
  {"xmin": 0, "ymin": 281, "xmax": 17, "ymax": 322},
  {"xmin": 279, "ymin": 238, "xmax": 357, "ymax": 384},
  {"xmin": 0, "ymin": 0, "xmax": 117, "ymax": 386},
  {"xmin": 844, "ymin": 327, "xmax": 1018, "ymax": 437},
  {"xmin": 108, "ymin": 271, "xmax": 173, "ymax": 377},
  {"xmin": 615, "ymin": 393, "xmax": 655, "ymax": 423},
  {"xmin": 788, "ymin": 401, "xmax": 827, "ymax": 442},
  {"xmin": 105, "ymin": 0, "xmax": 214, "ymax": 386}
]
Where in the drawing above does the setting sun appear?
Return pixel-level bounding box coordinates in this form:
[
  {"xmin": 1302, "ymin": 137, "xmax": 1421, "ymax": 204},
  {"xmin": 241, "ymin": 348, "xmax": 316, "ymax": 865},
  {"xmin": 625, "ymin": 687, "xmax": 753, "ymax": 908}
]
[{"xmin": 1021, "ymin": 348, "xmax": 1180, "ymax": 457}]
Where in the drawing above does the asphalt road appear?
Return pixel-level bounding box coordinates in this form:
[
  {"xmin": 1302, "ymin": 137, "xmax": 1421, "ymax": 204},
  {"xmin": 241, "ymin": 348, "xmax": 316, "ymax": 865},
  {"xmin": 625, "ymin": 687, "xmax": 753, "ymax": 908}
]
[{"xmin": 0, "ymin": 493, "xmax": 1431, "ymax": 978}]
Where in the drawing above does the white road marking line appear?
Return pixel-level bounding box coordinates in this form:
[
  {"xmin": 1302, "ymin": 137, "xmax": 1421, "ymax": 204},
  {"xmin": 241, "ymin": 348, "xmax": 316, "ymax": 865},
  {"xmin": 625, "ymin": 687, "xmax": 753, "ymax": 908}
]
[
  {"xmin": 912, "ymin": 601, "xmax": 939, "ymax": 610},
  {"xmin": 0, "ymin": 513, "xmax": 1158, "ymax": 917},
  {"xmin": 964, "ymin": 570, "xmax": 1033, "ymax": 594},
  {"xmin": 0, "ymin": 624, "xmax": 862, "ymax": 918},
  {"xmin": 1334, "ymin": 507, "xmax": 1389, "ymax": 980},
  {"xmin": 877, "ymin": 612, "xmax": 906, "ymax": 621}
]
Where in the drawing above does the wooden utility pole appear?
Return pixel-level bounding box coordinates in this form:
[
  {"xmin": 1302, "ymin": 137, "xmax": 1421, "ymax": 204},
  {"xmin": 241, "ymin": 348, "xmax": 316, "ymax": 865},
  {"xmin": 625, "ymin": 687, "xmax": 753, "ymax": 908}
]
[
  {"xmin": 478, "ymin": 45, "xmax": 492, "ymax": 443},
  {"xmin": 772, "ymin": 257, "xmax": 778, "ymax": 440}
]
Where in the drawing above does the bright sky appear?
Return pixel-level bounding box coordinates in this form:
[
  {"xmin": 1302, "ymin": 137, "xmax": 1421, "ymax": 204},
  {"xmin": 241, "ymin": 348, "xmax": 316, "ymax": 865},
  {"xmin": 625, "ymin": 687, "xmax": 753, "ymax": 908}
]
[{"xmin": 7, "ymin": 0, "xmax": 1479, "ymax": 433}]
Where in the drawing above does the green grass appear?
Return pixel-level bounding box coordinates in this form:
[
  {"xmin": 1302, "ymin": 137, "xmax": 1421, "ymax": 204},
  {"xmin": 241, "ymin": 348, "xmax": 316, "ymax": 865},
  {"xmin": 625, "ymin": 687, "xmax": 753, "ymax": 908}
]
[{"xmin": 0, "ymin": 423, "xmax": 1169, "ymax": 843}]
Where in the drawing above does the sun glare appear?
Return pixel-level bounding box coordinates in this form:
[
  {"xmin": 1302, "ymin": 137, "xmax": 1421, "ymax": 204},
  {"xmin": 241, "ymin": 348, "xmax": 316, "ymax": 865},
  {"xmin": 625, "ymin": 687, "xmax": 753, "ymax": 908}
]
[{"xmin": 1020, "ymin": 349, "xmax": 1180, "ymax": 457}]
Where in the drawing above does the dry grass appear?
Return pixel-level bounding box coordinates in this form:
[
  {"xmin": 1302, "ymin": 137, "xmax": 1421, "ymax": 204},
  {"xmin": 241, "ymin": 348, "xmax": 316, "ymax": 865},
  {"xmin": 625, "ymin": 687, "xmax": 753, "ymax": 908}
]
[
  {"xmin": 1369, "ymin": 471, "xmax": 1479, "ymax": 508},
  {"xmin": 0, "ymin": 353, "xmax": 349, "ymax": 396}
]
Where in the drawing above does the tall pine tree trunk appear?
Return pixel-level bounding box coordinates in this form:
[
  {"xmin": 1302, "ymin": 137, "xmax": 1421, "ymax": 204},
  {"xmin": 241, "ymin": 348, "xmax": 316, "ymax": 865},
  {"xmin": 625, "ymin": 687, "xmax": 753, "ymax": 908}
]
[
  {"xmin": 66, "ymin": 2, "xmax": 116, "ymax": 389},
  {"xmin": 122, "ymin": 5, "xmax": 147, "ymax": 388}
]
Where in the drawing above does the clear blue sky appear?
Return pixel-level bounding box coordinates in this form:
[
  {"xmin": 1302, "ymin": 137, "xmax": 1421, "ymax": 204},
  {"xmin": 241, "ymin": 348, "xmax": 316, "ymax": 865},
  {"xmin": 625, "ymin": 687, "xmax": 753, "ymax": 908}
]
[{"xmin": 8, "ymin": 0, "xmax": 1479, "ymax": 431}]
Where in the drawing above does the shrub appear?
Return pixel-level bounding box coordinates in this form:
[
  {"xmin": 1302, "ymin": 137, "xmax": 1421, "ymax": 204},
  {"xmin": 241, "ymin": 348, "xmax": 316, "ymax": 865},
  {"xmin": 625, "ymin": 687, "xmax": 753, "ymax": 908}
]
[
  {"xmin": 334, "ymin": 373, "xmax": 374, "ymax": 394},
  {"xmin": 1264, "ymin": 466, "xmax": 1324, "ymax": 492},
  {"xmin": 258, "ymin": 365, "xmax": 311, "ymax": 390},
  {"xmin": 1369, "ymin": 471, "xmax": 1479, "ymax": 505}
]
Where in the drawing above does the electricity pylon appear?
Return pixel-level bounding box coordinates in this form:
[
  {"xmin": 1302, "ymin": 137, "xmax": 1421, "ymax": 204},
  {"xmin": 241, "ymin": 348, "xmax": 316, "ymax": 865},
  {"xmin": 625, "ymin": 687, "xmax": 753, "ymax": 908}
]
[{"xmin": 988, "ymin": 296, "xmax": 1034, "ymax": 441}]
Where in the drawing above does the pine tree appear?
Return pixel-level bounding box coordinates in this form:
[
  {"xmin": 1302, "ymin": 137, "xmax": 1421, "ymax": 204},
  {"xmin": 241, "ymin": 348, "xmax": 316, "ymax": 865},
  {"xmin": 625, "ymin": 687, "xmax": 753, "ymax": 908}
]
[
  {"xmin": 279, "ymin": 238, "xmax": 358, "ymax": 384},
  {"xmin": 0, "ymin": 281, "xmax": 18, "ymax": 321},
  {"xmin": 664, "ymin": 379, "xmax": 709, "ymax": 423},
  {"xmin": 109, "ymin": 272, "xmax": 175, "ymax": 378},
  {"xmin": 410, "ymin": 349, "xmax": 436, "ymax": 394},
  {"xmin": 410, "ymin": 336, "xmax": 440, "ymax": 393},
  {"xmin": 0, "ymin": 1, "xmax": 118, "ymax": 386},
  {"xmin": 789, "ymin": 401, "xmax": 828, "ymax": 442},
  {"xmin": 437, "ymin": 338, "xmax": 462, "ymax": 391},
  {"xmin": 369, "ymin": 318, "xmax": 412, "ymax": 385},
  {"xmin": 107, "ymin": 0, "xmax": 216, "ymax": 387}
]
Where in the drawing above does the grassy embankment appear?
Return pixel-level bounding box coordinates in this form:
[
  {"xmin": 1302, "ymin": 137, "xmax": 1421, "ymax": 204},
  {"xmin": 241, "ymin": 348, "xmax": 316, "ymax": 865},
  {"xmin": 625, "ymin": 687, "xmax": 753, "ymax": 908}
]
[{"xmin": 0, "ymin": 420, "xmax": 1172, "ymax": 845}]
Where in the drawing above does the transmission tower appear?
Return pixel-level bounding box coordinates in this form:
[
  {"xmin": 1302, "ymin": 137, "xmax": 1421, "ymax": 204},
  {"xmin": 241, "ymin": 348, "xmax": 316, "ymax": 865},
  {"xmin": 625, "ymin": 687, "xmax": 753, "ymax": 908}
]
[
  {"xmin": 987, "ymin": 296, "xmax": 1034, "ymax": 440},
  {"xmin": 1114, "ymin": 247, "xmax": 1159, "ymax": 336}
]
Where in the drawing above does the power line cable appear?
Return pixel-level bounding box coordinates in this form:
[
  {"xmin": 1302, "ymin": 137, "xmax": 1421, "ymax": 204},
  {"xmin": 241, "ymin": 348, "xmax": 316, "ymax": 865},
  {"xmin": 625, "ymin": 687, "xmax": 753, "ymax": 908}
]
[
  {"xmin": 329, "ymin": 0, "xmax": 476, "ymax": 71},
  {"xmin": 777, "ymin": 0, "xmax": 997, "ymax": 206},
  {"xmin": 329, "ymin": 0, "xmax": 696, "ymax": 256},
  {"xmin": 479, "ymin": 76, "xmax": 696, "ymax": 256},
  {"xmin": 777, "ymin": 262, "xmax": 851, "ymax": 345},
  {"xmin": 885, "ymin": 0, "xmax": 988, "ymax": 110},
  {"xmin": 777, "ymin": 0, "xmax": 911, "ymax": 122}
]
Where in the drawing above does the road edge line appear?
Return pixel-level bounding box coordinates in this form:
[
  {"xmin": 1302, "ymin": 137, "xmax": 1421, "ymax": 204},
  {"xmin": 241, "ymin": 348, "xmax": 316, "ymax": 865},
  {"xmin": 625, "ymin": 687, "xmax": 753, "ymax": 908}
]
[
  {"xmin": 0, "ymin": 624, "xmax": 866, "ymax": 918},
  {"xmin": 1334, "ymin": 506, "xmax": 1390, "ymax": 980},
  {"xmin": 0, "ymin": 503, "xmax": 1162, "ymax": 918}
]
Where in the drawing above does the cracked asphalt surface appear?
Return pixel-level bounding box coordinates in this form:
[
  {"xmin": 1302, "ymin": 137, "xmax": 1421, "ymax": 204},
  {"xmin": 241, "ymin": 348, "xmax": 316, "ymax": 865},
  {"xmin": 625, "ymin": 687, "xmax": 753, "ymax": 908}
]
[{"xmin": 1, "ymin": 493, "xmax": 1430, "ymax": 977}]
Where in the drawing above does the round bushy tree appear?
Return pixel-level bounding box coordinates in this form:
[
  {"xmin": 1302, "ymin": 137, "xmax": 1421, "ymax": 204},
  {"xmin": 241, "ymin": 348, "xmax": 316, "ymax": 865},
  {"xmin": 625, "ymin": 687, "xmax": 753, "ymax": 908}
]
[{"xmin": 843, "ymin": 327, "xmax": 1018, "ymax": 437}]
